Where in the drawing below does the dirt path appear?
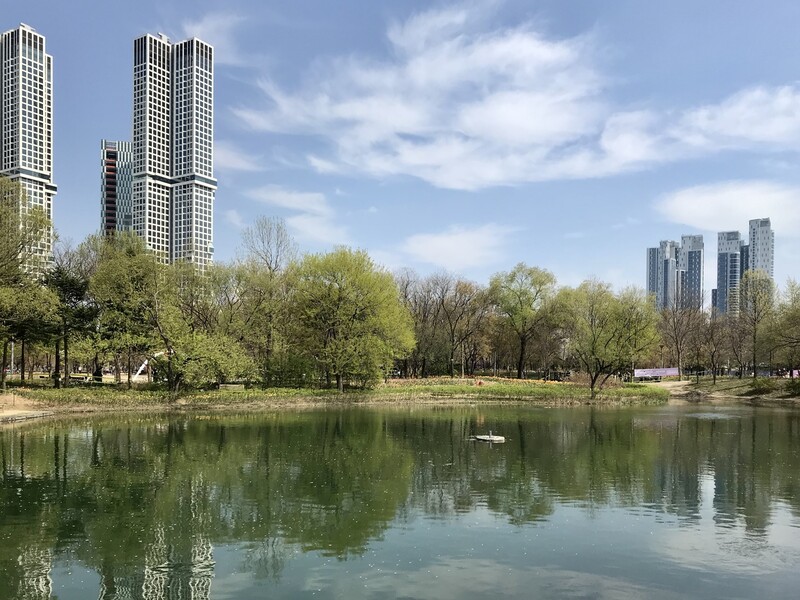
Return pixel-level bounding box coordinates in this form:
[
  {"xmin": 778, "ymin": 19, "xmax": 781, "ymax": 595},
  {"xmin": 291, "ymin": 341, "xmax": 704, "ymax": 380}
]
[{"xmin": 0, "ymin": 392, "xmax": 53, "ymax": 423}]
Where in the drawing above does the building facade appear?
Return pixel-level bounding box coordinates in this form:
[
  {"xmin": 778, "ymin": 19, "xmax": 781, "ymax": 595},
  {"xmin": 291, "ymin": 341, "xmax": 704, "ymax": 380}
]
[
  {"xmin": 124, "ymin": 33, "xmax": 215, "ymax": 266},
  {"xmin": 747, "ymin": 217, "xmax": 774, "ymax": 278},
  {"xmin": 715, "ymin": 231, "xmax": 743, "ymax": 315},
  {"xmin": 712, "ymin": 219, "xmax": 774, "ymax": 315},
  {"xmin": 101, "ymin": 140, "xmax": 133, "ymax": 234},
  {"xmin": 646, "ymin": 236, "xmax": 703, "ymax": 310},
  {"xmin": 0, "ymin": 24, "xmax": 56, "ymax": 265},
  {"xmin": 678, "ymin": 234, "xmax": 704, "ymax": 309}
]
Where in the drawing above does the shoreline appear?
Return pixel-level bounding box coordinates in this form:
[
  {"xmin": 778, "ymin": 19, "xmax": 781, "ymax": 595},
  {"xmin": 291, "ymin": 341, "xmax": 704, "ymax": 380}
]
[{"xmin": 3, "ymin": 382, "xmax": 798, "ymax": 424}]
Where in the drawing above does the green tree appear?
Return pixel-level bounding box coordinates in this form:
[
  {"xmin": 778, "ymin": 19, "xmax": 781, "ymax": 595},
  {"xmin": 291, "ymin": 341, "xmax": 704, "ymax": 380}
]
[
  {"xmin": 489, "ymin": 263, "xmax": 557, "ymax": 379},
  {"xmin": 563, "ymin": 281, "xmax": 660, "ymax": 399},
  {"xmin": 89, "ymin": 232, "xmax": 159, "ymax": 387},
  {"xmin": 293, "ymin": 247, "xmax": 415, "ymax": 391},
  {"xmin": 0, "ymin": 176, "xmax": 50, "ymax": 284},
  {"xmin": 0, "ymin": 281, "xmax": 59, "ymax": 389},
  {"xmin": 740, "ymin": 270, "xmax": 776, "ymax": 379}
]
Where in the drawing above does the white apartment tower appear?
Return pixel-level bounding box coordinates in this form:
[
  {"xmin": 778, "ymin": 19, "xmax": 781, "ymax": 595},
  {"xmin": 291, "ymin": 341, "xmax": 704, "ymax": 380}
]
[
  {"xmin": 747, "ymin": 218, "xmax": 774, "ymax": 278},
  {"xmin": 0, "ymin": 24, "xmax": 56, "ymax": 263},
  {"xmin": 131, "ymin": 33, "xmax": 215, "ymax": 266}
]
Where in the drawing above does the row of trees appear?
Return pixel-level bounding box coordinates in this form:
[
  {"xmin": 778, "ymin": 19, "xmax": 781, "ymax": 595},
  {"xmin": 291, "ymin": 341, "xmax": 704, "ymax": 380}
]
[{"xmin": 3, "ymin": 174, "xmax": 800, "ymax": 396}]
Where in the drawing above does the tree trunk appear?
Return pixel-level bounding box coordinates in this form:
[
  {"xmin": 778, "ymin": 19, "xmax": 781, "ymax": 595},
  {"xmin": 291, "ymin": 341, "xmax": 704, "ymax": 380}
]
[
  {"xmin": 336, "ymin": 373, "xmax": 343, "ymax": 393},
  {"xmin": 63, "ymin": 321, "xmax": 70, "ymax": 388},
  {"xmin": 516, "ymin": 336, "xmax": 527, "ymax": 379},
  {"xmin": 1, "ymin": 340, "xmax": 8, "ymax": 391},
  {"xmin": 20, "ymin": 338, "xmax": 25, "ymax": 382},
  {"xmin": 752, "ymin": 328, "xmax": 758, "ymax": 380},
  {"xmin": 53, "ymin": 338, "xmax": 61, "ymax": 389},
  {"xmin": 126, "ymin": 352, "xmax": 132, "ymax": 389}
]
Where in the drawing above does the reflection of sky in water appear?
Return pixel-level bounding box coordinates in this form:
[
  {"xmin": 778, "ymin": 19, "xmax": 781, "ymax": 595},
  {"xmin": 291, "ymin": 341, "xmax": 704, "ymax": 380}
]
[{"xmin": 9, "ymin": 405, "xmax": 800, "ymax": 599}]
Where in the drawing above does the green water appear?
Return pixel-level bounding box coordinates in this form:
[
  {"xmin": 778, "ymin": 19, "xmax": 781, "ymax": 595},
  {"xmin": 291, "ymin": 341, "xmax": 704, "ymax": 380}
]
[{"xmin": 2, "ymin": 405, "xmax": 800, "ymax": 599}]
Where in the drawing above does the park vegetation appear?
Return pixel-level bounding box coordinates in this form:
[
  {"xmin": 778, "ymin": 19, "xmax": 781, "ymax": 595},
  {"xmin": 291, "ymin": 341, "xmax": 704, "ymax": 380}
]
[{"xmin": 2, "ymin": 174, "xmax": 799, "ymax": 400}]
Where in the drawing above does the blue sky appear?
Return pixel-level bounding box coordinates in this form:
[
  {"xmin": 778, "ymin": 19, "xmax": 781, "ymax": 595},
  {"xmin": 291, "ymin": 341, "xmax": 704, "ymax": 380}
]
[{"xmin": 6, "ymin": 0, "xmax": 800, "ymax": 290}]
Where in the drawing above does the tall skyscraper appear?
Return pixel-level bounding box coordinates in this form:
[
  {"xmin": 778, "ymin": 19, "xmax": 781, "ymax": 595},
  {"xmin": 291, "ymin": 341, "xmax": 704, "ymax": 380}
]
[
  {"xmin": 0, "ymin": 24, "xmax": 56, "ymax": 264},
  {"xmin": 679, "ymin": 234, "xmax": 704, "ymax": 309},
  {"xmin": 646, "ymin": 236, "xmax": 703, "ymax": 310},
  {"xmin": 120, "ymin": 33, "xmax": 215, "ymax": 266},
  {"xmin": 716, "ymin": 231, "xmax": 743, "ymax": 315},
  {"xmin": 747, "ymin": 217, "xmax": 774, "ymax": 278},
  {"xmin": 713, "ymin": 218, "xmax": 774, "ymax": 315},
  {"xmin": 101, "ymin": 140, "xmax": 133, "ymax": 234}
]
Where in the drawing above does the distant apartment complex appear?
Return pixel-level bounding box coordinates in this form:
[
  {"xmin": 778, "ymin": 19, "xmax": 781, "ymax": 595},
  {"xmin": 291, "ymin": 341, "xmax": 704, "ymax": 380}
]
[
  {"xmin": 646, "ymin": 236, "xmax": 704, "ymax": 310},
  {"xmin": 713, "ymin": 218, "xmax": 774, "ymax": 315},
  {"xmin": 647, "ymin": 218, "xmax": 775, "ymax": 315},
  {"xmin": 103, "ymin": 33, "xmax": 216, "ymax": 267},
  {"xmin": 0, "ymin": 24, "xmax": 57, "ymax": 264}
]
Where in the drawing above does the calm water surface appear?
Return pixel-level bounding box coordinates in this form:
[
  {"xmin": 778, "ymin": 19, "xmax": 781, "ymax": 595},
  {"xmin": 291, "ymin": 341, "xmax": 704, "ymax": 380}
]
[{"xmin": 2, "ymin": 404, "xmax": 800, "ymax": 599}]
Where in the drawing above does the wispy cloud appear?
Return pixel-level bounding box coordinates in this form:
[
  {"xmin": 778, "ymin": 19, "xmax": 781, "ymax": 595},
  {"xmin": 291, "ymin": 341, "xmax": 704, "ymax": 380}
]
[
  {"xmin": 232, "ymin": 4, "xmax": 800, "ymax": 190},
  {"xmin": 180, "ymin": 13, "xmax": 246, "ymax": 66},
  {"xmin": 215, "ymin": 140, "xmax": 263, "ymax": 172},
  {"xmin": 400, "ymin": 223, "xmax": 516, "ymax": 270},
  {"xmin": 223, "ymin": 209, "xmax": 245, "ymax": 229},
  {"xmin": 655, "ymin": 180, "xmax": 800, "ymax": 236},
  {"xmin": 246, "ymin": 186, "xmax": 350, "ymax": 245}
]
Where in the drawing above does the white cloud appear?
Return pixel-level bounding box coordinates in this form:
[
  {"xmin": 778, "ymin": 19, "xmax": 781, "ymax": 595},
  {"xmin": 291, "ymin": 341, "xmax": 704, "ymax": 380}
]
[
  {"xmin": 674, "ymin": 85, "xmax": 800, "ymax": 150},
  {"xmin": 181, "ymin": 13, "xmax": 246, "ymax": 66},
  {"xmin": 215, "ymin": 141, "xmax": 263, "ymax": 172},
  {"xmin": 400, "ymin": 223, "xmax": 515, "ymax": 270},
  {"xmin": 655, "ymin": 180, "xmax": 800, "ymax": 236},
  {"xmin": 223, "ymin": 209, "xmax": 245, "ymax": 229},
  {"xmin": 232, "ymin": 3, "xmax": 800, "ymax": 190},
  {"xmin": 246, "ymin": 186, "xmax": 350, "ymax": 245}
]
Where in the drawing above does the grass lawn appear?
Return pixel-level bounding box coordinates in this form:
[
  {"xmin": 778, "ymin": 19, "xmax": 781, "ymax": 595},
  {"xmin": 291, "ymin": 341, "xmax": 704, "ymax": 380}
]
[
  {"xmin": 689, "ymin": 375, "xmax": 800, "ymax": 399},
  {"xmin": 6, "ymin": 376, "xmax": 669, "ymax": 409}
]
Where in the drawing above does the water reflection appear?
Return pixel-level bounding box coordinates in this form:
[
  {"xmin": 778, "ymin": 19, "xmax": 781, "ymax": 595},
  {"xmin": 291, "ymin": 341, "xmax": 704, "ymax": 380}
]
[{"xmin": 1, "ymin": 406, "xmax": 799, "ymax": 598}]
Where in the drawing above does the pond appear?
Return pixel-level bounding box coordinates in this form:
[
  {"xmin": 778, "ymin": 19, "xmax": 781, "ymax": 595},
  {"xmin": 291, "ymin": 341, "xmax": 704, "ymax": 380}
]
[{"xmin": 2, "ymin": 404, "xmax": 800, "ymax": 599}]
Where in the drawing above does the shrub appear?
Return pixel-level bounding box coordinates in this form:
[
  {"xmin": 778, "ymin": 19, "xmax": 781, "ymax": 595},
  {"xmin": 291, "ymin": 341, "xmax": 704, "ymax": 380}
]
[
  {"xmin": 749, "ymin": 377, "xmax": 778, "ymax": 395},
  {"xmin": 783, "ymin": 378, "xmax": 800, "ymax": 397}
]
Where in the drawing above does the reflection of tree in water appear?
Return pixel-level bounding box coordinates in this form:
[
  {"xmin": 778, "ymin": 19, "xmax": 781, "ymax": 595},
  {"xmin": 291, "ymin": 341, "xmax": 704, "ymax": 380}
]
[{"xmin": 2, "ymin": 408, "xmax": 800, "ymax": 594}]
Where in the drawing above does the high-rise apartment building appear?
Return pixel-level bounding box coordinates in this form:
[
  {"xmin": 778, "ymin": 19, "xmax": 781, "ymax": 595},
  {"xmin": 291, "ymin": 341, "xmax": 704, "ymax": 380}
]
[
  {"xmin": 646, "ymin": 236, "xmax": 704, "ymax": 310},
  {"xmin": 712, "ymin": 218, "xmax": 774, "ymax": 315},
  {"xmin": 108, "ymin": 33, "xmax": 216, "ymax": 266},
  {"xmin": 0, "ymin": 24, "xmax": 56, "ymax": 264},
  {"xmin": 747, "ymin": 217, "xmax": 774, "ymax": 278},
  {"xmin": 678, "ymin": 234, "xmax": 704, "ymax": 309},
  {"xmin": 716, "ymin": 231, "xmax": 743, "ymax": 315},
  {"xmin": 101, "ymin": 140, "xmax": 133, "ymax": 234}
]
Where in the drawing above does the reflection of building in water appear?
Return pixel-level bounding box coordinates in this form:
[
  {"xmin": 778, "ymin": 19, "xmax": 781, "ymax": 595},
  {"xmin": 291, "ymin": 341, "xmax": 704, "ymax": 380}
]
[
  {"xmin": 97, "ymin": 477, "xmax": 214, "ymax": 600},
  {"xmin": 97, "ymin": 529, "xmax": 214, "ymax": 600},
  {"xmin": 15, "ymin": 547, "xmax": 53, "ymax": 600}
]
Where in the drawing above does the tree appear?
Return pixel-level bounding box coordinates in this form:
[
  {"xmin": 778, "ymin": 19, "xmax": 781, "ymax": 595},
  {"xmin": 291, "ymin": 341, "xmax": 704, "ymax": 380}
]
[
  {"xmin": 489, "ymin": 263, "xmax": 557, "ymax": 379},
  {"xmin": 0, "ymin": 282, "xmax": 59, "ymax": 389},
  {"xmin": 89, "ymin": 232, "xmax": 159, "ymax": 387},
  {"xmin": 293, "ymin": 247, "xmax": 415, "ymax": 391},
  {"xmin": 739, "ymin": 270, "xmax": 776, "ymax": 379},
  {"xmin": 563, "ymin": 281, "xmax": 660, "ymax": 399},
  {"xmin": 658, "ymin": 298, "xmax": 704, "ymax": 379},
  {"xmin": 432, "ymin": 273, "xmax": 490, "ymax": 378},
  {"xmin": 44, "ymin": 240, "xmax": 99, "ymax": 387},
  {"xmin": 0, "ymin": 176, "xmax": 50, "ymax": 284}
]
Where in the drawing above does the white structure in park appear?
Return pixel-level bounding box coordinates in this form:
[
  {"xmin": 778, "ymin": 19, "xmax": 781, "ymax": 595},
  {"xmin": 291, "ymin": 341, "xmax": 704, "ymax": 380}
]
[
  {"xmin": 104, "ymin": 33, "xmax": 216, "ymax": 267},
  {"xmin": 0, "ymin": 23, "xmax": 57, "ymax": 264}
]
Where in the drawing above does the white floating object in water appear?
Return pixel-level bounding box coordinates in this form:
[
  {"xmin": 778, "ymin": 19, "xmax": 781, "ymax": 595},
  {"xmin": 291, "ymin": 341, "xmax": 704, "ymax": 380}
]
[{"xmin": 473, "ymin": 430, "xmax": 505, "ymax": 443}]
